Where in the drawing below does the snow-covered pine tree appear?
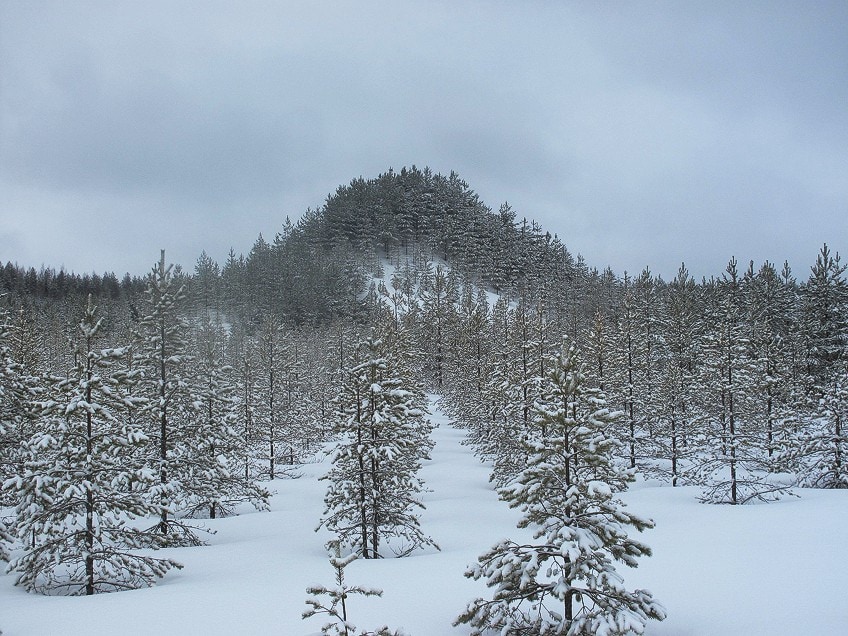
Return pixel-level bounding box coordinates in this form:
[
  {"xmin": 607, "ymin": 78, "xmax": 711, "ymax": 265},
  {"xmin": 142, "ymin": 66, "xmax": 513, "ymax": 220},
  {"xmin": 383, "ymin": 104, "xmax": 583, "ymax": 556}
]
[
  {"xmin": 9, "ymin": 304, "xmax": 41, "ymax": 378},
  {"xmin": 481, "ymin": 298, "xmax": 555, "ymax": 486},
  {"xmin": 459, "ymin": 298, "xmax": 513, "ymax": 483},
  {"xmin": 276, "ymin": 327, "xmax": 323, "ymax": 467},
  {"xmin": 611, "ymin": 274, "xmax": 641, "ymax": 470},
  {"xmin": 318, "ymin": 335, "xmax": 436, "ymax": 559},
  {"xmin": 650, "ymin": 263, "xmax": 701, "ymax": 486},
  {"xmin": 192, "ymin": 251, "xmax": 222, "ymax": 323},
  {"xmin": 605, "ymin": 269, "xmax": 668, "ymax": 477},
  {"xmin": 456, "ymin": 339, "xmax": 665, "ymax": 635},
  {"xmin": 483, "ymin": 341, "xmax": 526, "ymax": 486},
  {"xmin": 255, "ymin": 312, "xmax": 287, "ymax": 479},
  {"xmin": 298, "ymin": 324, "xmax": 349, "ymax": 450},
  {"xmin": 442, "ymin": 283, "xmax": 493, "ymax": 453},
  {"xmin": 0, "ymin": 305, "xmax": 39, "ymax": 505},
  {"xmin": 303, "ymin": 542, "xmax": 407, "ymax": 636},
  {"xmin": 746, "ymin": 261, "xmax": 798, "ymax": 461},
  {"xmin": 134, "ymin": 250, "xmax": 202, "ymax": 544},
  {"xmin": 418, "ymin": 264, "xmax": 454, "ymax": 389},
  {"xmin": 803, "ymin": 244, "xmax": 847, "ymax": 390},
  {"xmin": 788, "ymin": 245, "xmax": 848, "ymax": 488},
  {"xmin": 792, "ymin": 365, "xmax": 848, "ymax": 488},
  {"xmin": 632, "ymin": 268, "xmax": 665, "ymax": 445},
  {"xmin": 512, "ymin": 298, "xmax": 550, "ymax": 432},
  {"xmin": 183, "ymin": 316, "xmax": 270, "ymax": 519},
  {"xmin": 584, "ymin": 309, "xmax": 611, "ymax": 392},
  {"xmin": 0, "ymin": 303, "xmax": 38, "ymax": 555},
  {"xmin": 5, "ymin": 296, "xmax": 181, "ymax": 595},
  {"xmin": 695, "ymin": 258, "xmax": 790, "ymax": 504},
  {"xmin": 225, "ymin": 322, "xmax": 266, "ymax": 482},
  {"xmin": 0, "ymin": 515, "xmax": 11, "ymax": 563}
]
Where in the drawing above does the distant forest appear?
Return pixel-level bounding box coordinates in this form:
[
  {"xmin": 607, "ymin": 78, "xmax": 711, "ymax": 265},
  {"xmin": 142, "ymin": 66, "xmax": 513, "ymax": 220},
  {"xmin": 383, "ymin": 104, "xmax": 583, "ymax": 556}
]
[{"xmin": 1, "ymin": 165, "xmax": 846, "ymax": 594}]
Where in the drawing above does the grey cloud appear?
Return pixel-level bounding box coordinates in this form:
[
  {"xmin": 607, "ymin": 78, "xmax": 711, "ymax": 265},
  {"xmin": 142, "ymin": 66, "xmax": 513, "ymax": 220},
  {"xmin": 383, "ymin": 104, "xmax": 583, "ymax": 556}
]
[{"xmin": 1, "ymin": 0, "xmax": 845, "ymax": 279}]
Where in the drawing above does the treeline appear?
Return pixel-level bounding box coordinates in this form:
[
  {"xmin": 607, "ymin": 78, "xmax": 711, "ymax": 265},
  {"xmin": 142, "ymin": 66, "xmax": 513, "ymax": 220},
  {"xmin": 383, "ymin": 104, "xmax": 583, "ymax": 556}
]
[
  {"xmin": 0, "ymin": 262, "xmax": 143, "ymax": 302},
  {"xmin": 310, "ymin": 166, "xmax": 572, "ymax": 296}
]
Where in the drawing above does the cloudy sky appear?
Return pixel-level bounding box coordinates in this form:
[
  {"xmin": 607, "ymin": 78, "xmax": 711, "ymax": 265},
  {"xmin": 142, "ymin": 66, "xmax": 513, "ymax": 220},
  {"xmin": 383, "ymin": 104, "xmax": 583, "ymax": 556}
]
[{"xmin": 1, "ymin": 1, "xmax": 846, "ymax": 280}]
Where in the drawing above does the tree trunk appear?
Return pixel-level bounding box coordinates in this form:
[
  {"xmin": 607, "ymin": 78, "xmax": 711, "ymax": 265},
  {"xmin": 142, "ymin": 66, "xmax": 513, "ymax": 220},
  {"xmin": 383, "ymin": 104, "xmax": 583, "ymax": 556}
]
[
  {"xmin": 85, "ymin": 369, "xmax": 95, "ymax": 595},
  {"xmin": 159, "ymin": 312, "xmax": 169, "ymax": 533}
]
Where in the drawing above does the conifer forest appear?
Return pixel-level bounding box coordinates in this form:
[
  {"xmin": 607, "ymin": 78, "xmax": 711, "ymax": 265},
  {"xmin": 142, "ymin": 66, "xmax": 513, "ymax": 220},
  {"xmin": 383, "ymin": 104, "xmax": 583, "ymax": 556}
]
[{"xmin": 1, "ymin": 167, "xmax": 846, "ymax": 635}]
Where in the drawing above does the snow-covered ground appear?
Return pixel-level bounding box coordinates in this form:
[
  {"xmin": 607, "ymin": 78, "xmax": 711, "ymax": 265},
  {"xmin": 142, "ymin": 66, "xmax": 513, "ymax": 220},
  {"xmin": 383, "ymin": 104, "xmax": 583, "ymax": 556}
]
[{"xmin": 2, "ymin": 398, "xmax": 847, "ymax": 635}]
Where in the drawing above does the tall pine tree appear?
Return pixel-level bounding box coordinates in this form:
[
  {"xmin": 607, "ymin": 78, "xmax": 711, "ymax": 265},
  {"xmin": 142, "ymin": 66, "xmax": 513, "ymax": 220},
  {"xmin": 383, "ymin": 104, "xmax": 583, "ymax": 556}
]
[
  {"xmin": 134, "ymin": 251, "xmax": 202, "ymax": 544},
  {"xmin": 318, "ymin": 335, "xmax": 435, "ymax": 558},
  {"xmin": 457, "ymin": 340, "xmax": 665, "ymax": 634},
  {"xmin": 5, "ymin": 296, "xmax": 181, "ymax": 595}
]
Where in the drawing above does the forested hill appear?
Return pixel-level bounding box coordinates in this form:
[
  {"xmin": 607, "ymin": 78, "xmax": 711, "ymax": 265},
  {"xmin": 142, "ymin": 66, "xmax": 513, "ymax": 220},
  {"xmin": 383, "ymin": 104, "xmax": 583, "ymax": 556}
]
[
  {"xmin": 303, "ymin": 166, "xmax": 575, "ymax": 297},
  {"xmin": 220, "ymin": 166, "xmax": 580, "ymax": 324},
  {"xmin": 1, "ymin": 166, "xmax": 579, "ymax": 324}
]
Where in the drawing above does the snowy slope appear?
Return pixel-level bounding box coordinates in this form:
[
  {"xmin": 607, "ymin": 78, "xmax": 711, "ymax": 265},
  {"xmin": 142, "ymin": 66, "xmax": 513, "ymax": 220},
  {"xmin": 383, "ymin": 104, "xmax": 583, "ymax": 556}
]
[{"xmin": 2, "ymin": 398, "xmax": 847, "ymax": 635}]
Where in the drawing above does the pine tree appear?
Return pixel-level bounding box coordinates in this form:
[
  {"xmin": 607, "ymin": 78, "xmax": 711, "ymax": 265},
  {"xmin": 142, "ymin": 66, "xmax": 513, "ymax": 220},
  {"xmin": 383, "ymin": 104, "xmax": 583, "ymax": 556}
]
[
  {"xmin": 512, "ymin": 299, "xmax": 550, "ymax": 433},
  {"xmin": 456, "ymin": 340, "xmax": 665, "ymax": 635},
  {"xmin": 788, "ymin": 245, "xmax": 848, "ymax": 488},
  {"xmin": 318, "ymin": 335, "xmax": 436, "ymax": 559},
  {"xmin": 652, "ymin": 264, "xmax": 700, "ymax": 486},
  {"xmin": 275, "ymin": 327, "xmax": 321, "ymax": 467},
  {"xmin": 134, "ymin": 251, "xmax": 201, "ymax": 544},
  {"xmin": 0, "ymin": 306, "xmax": 38, "ymax": 505},
  {"xmin": 790, "ymin": 367, "xmax": 848, "ymax": 488},
  {"xmin": 695, "ymin": 259, "xmax": 790, "ymax": 504},
  {"xmin": 442, "ymin": 283, "xmax": 493, "ymax": 454},
  {"xmin": 419, "ymin": 264, "xmax": 454, "ymax": 389},
  {"xmin": 632, "ymin": 268, "xmax": 665, "ymax": 444},
  {"xmin": 483, "ymin": 337, "xmax": 526, "ymax": 486},
  {"xmin": 4, "ymin": 296, "xmax": 181, "ymax": 595},
  {"xmin": 226, "ymin": 323, "xmax": 265, "ymax": 482},
  {"xmin": 611, "ymin": 274, "xmax": 641, "ymax": 470},
  {"xmin": 192, "ymin": 251, "xmax": 222, "ymax": 323},
  {"xmin": 183, "ymin": 317, "xmax": 270, "ymax": 518},
  {"xmin": 803, "ymin": 244, "xmax": 847, "ymax": 387},
  {"xmin": 255, "ymin": 313, "xmax": 287, "ymax": 479},
  {"xmin": 746, "ymin": 261, "xmax": 797, "ymax": 460},
  {"xmin": 0, "ymin": 515, "xmax": 12, "ymax": 563},
  {"xmin": 303, "ymin": 542, "xmax": 406, "ymax": 636}
]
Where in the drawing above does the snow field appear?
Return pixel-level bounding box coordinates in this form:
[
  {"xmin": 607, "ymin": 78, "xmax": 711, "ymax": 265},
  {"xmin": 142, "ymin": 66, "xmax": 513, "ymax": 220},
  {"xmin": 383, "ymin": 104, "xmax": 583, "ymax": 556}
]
[
  {"xmin": 621, "ymin": 482, "xmax": 848, "ymax": 635},
  {"xmin": 2, "ymin": 398, "xmax": 847, "ymax": 635}
]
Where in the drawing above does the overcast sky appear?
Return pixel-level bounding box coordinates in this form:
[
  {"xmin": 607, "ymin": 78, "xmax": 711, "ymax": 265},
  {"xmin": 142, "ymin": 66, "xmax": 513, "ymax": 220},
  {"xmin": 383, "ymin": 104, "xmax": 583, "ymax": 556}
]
[{"xmin": 1, "ymin": 1, "xmax": 846, "ymax": 281}]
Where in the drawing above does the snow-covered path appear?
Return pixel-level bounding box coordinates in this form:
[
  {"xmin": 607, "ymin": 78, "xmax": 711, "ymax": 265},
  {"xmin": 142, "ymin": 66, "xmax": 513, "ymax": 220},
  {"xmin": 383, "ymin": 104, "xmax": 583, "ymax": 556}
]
[
  {"xmin": 344, "ymin": 396, "xmax": 525, "ymax": 633},
  {"xmin": 2, "ymin": 396, "xmax": 847, "ymax": 635}
]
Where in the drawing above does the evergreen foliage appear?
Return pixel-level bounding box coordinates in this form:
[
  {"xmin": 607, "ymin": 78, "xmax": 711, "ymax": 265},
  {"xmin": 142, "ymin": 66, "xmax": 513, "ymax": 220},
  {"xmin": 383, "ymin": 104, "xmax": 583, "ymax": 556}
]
[
  {"xmin": 3, "ymin": 166, "xmax": 848, "ymax": 610},
  {"xmin": 318, "ymin": 335, "xmax": 436, "ymax": 559},
  {"xmin": 3, "ymin": 296, "xmax": 181, "ymax": 595},
  {"xmin": 456, "ymin": 340, "xmax": 665, "ymax": 635},
  {"xmin": 0, "ymin": 516, "xmax": 11, "ymax": 563},
  {"xmin": 786, "ymin": 245, "xmax": 848, "ymax": 488},
  {"xmin": 133, "ymin": 251, "xmax": 204, "ymax": 545},
  {"xmin": 0, "ymin": 306, "xmax": 38, "ymax": 505},
  {"xmin": 184, "ymin": 317, "xmax": 270, "ymax": 518},
  {"xmin": 694, "ymin": 259, "xmax": 792, "ymax": 504},
  {"xmin": 303, "ymin": 543, "xmax": 406, "ymax": 636}
]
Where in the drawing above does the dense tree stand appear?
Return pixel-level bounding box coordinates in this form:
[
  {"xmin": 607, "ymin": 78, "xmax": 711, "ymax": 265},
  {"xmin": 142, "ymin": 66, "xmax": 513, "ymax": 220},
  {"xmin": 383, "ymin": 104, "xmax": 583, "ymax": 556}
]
[{"xmin": 5, "ymin": 297, "xmax": 182, "ymax": 595}]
